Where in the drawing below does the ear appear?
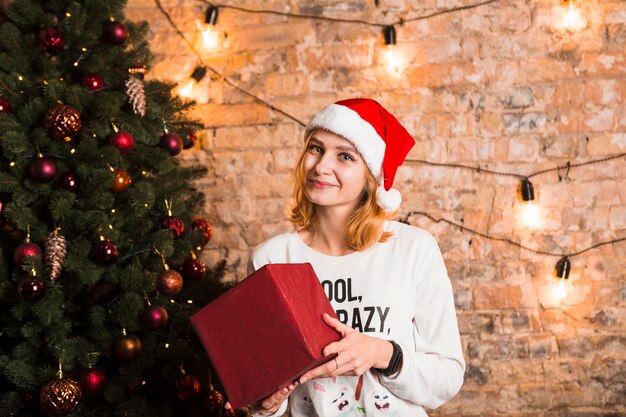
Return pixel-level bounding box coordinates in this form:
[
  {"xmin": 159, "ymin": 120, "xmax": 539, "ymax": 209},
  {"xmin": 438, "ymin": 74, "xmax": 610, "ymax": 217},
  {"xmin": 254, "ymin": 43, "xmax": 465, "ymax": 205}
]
[{"xmin": 313, "ymin": 381, "xmax": 326, "ymax": 392}]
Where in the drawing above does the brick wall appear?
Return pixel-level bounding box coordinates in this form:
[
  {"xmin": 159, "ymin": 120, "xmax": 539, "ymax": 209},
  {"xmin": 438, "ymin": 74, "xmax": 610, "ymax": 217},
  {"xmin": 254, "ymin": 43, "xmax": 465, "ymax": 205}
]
[{"xmin": 125, "ymin": 0, "xmax": 626, "ymax": 415}]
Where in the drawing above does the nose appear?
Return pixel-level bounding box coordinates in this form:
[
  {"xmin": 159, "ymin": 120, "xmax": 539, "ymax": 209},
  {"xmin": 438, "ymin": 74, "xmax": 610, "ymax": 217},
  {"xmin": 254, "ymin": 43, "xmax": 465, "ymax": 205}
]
[{"xmin": 314, "ymin": 152, "xmax": 334, "ymax": 175}]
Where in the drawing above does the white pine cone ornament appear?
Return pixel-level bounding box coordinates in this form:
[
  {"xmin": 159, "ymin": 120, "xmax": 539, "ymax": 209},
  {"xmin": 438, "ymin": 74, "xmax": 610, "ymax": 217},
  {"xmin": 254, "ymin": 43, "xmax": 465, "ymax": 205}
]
[
  {"xmin": 45, "ymin": 229, "xmax": 67, "ymax": 282},
  {"xmin": 125, "ymin": 77, "xmax": 146, "ymax": 117}
]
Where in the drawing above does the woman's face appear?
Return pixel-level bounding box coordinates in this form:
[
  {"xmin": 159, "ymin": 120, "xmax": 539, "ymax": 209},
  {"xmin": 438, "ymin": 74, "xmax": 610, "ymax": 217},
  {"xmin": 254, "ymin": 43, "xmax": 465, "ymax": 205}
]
[{"xmin": 302, "ymin": 129, "xmax": 369, "ymax": 211}]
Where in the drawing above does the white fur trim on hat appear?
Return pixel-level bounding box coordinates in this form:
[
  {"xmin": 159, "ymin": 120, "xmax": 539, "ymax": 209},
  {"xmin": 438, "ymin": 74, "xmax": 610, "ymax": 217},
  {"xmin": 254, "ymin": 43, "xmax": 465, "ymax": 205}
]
[
  {"xmin": 376, "ymin": 186, "xmax": 401, "ymax": 212},
  {"xmin": 306, "ymin": 104, "xmax": 386, "ymax": 180}
]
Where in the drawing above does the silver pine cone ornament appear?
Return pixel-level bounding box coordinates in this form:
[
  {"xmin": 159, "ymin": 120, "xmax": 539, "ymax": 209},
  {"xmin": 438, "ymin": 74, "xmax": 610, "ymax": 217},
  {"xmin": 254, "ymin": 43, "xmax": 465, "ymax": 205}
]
[
  {"xmin": 125, "ymin": 77, "xmax": 146, "ymax": 117},
  {"xmin": 45, "ymin": 229, "xmax": 67, "ymax": 282}
]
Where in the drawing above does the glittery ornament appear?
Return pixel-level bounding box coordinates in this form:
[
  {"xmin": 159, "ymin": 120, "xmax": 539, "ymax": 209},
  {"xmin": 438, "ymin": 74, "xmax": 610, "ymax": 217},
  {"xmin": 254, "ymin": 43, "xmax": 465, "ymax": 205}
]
[
  {"xmin": 14, "ymin": 241, "xmax": 42, "ymax": 265},
  {"xmin": 79, "ymin": 367, "xmax": 106, "ymax": 396},
  {"xmin": 0, "ymin": 96, "xmax": 11, "ymax": 113},
  {"xmin": 125, "ymin": 77, "xmax": 146, "ymax": 117},
  {"xmin": 202, "ymin": 389, "xmax": 224, "ymax": 414},
  {"xmin": 54, "ymin": 172, "xmax": 79, "ymax": 192},
  {"xmin": 44, "ymin": 104, "xmax": 82, "ymax": 142},
  {"xmin": 38, "ymin": 27, "xmax": 65, "ymax": 54},
  {"xmin": 175, "ymin": 373, "xmax": 200, "ymax": 401},
  {"xmin": 108, "ymin": 129, "xmax": 134, "ymax": 154},
  {"xmin": 91, "ymin": 239, "xmax": 119, "ymax": 265},
  {"xmin": 156, "ymin": 269, "xmax": 183, "ymax": 296},
  {"xmin": 192, "ymin": 218, "xmax": 213, "ymax": 244},
  {"xmin": 141, "ymin": 304, "xmax": 169, "ymax": 330},
  {"xmin": 162, "ymin": 216, "xmax": 184, "ymax": 239},
  {"xmin": 111, "ymin": 168, "xmax": 132, "ymax": 193},
  {"xmin": 182, "ymin": 257, "xmax": 206, "ymax": 281},
  {"xmin": 115, "ymin": 330, "xmax": 142, "ymax": 361},
  {"xmin": 30, "ymin": 157, "xmax": 58, "ymax": 182},
  {"xmin": 82, "ymin": 73, "xmax": 105, "ymax": 91},
  {"xmin": 159, "ymin": 133, "xmax": 183, "ymax": 156},
  {"xmin": 45, "ymin": 229, "xmax": 67, "ymax": 282},
  {"xmin": 39, "ymin": 376, "xmax": 82, "ymax": 416},
  {"xmin": 182, "ymin": 130, "xmax": 197, "ymax": 149},
  {"xmin": 18, "ymin": 276, "xmax": 46, "ymax": 302},
  {"xmin": 102, "ymin": 21, "xmax": 129, "ymax": 45}
]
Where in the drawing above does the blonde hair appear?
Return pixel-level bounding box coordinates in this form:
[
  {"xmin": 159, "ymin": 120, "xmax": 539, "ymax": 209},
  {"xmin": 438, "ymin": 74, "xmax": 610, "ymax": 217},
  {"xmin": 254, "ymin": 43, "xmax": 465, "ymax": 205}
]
[{"xmin": 289, "ymin": 132, "xmax": 393, "ymax": 251}]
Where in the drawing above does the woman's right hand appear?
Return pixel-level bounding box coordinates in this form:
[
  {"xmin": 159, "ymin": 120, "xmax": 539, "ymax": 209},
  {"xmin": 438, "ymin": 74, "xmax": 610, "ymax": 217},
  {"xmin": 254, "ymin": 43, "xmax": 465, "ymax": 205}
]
[{"xmin": 227, "ymin": 381, "xmax": 298, "ymax": 416}]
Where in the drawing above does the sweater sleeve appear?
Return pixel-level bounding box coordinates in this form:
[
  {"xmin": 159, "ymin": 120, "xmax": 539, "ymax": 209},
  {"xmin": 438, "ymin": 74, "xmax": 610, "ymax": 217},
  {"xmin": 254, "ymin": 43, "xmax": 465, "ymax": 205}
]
[{"xmin": 379, "ymin": 234, "xmax": 465, "ymax": 409}]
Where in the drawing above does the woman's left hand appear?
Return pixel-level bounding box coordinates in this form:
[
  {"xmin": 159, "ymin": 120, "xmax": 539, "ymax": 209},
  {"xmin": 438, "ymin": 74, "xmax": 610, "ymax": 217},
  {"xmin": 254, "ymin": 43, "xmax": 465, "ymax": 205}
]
[{"xmin": 298, "ymin": 313, "xmax": 393, "ymax": 383}]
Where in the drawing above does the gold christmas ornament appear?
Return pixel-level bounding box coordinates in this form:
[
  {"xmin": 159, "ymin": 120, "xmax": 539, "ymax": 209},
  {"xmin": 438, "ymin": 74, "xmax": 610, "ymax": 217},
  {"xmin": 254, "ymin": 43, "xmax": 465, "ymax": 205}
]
[
  {"xmin": 40, "ymin": 376, "xmax": 82, "ymax": 416},
  {"xmin": 45, "ymin": 228, "xmax": 67, "ymax": 282},
  {"xmin": 156, "ymin": 268, "xmax": 183, "ymax": 296},
  {"xmin": 44, "ymin": 104, "xmax": 83, "ymax": 142}
]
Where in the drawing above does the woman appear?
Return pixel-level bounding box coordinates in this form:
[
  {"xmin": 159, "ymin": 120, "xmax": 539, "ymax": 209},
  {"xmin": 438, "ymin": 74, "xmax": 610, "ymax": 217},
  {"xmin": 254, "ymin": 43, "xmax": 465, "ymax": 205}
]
[{"xmin": 244, "ymin": 98, "xmax": 465, "ymax": 416}]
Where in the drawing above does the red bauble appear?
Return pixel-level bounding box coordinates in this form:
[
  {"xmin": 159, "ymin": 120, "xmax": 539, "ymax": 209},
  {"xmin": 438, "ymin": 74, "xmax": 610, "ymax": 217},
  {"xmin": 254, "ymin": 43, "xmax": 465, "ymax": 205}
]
[
  {"xmin": 18, "ymin": 277, "xmax": 46, "ymax": 302},
  {"xmin": 156, "ymin": 269, "xmax": 183, "ymax": 296},
  {"xmin": 162, "ymin": 216, "xmax": 184, "ymax": 239},
  {"xmin": 182, "ymin": 130, "xmax": 197, "ymax": 149},
  {"xmin": 141, "ymin": 305, "xmax": 169, "ymax": 330},
  {"xmin": 38, "ymin": 27, "xmax": 65, "ymax": 54},
  {"xmin": 14, "ymin": 242, "xmax": 42, "ymax": 265},
  {"xmin": 0, "ymin": 96, "xmax": 11, "ymax": 113},
  {"xmin": 192, "ymin": 218, "xmax": 213, "ymax": 244},
  {"xmin": 91, "ymin": 240, "xmax": 119, "ymax": 265},
  {"xmin": 182, "ymin": 258, "xmax": 206, "ymax": 281},
  {"xmin": 82, "ymin": 73, "xmax": 105, "ymax": 91},
  {"xmin": 108, "ymin": 130, "xmax": 134, "ymax": 154},
  {"xmin": 114, "ymin": 333, "xmax": 142, "ymax": 361},
  {"xmin": 175, "ymin": 374, "xmax": 200, "ymax": 401},
  {"xmin": 55, "ymin": 172, "xmax": 79, "ymax": 192},
  {"xmin": 111, "ymin": 169, "xmax": 132, "ymax": 193},
  {"xmin": 79, "ymin": 367, "xmax": 106, "ymax": 395},
  {"xmin": 159, "ymin": 133, "xmax": 183, "ymax": 156},
  {"xmin": 102, "ymin": 21, "xmax": 129, "ymax": 45},
  {"xmin": 30, "ymin": 157, "xmax": 58, "ymax": 182},
  {"xmin": 202, "ymin": 389, "xmax": 224, "ymax": 414}
]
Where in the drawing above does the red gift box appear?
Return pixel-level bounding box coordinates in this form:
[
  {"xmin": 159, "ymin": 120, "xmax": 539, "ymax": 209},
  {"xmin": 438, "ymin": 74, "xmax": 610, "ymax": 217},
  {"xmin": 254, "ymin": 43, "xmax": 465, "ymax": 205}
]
[{"xmin": 190, "ymin": 263, "xmax": 341, "ymax": 409}]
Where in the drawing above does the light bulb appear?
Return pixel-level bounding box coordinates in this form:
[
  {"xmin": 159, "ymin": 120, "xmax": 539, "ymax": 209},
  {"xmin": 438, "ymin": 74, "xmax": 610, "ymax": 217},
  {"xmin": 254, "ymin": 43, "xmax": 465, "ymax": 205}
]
[
  {"xmin": 179, "ymin": 80, "xmax": 195, "ymax": 99},
  {"xmin": 554, "ymin": 278, "xmax": 568, "ymax": 300},
  {"xmin": 520, "ymin": 201, "xmax": 540, "ymax": 229},
  {"xmin": 198, "ymin": 21, "xmax": 221, "ymax": 51},
  {"xmin": 383, "ymin": 46, "xmax": 406, "ymax": 77},
  {"xmin": 559, "ymin": 0, "xmax": 586, "ymax": 31}
]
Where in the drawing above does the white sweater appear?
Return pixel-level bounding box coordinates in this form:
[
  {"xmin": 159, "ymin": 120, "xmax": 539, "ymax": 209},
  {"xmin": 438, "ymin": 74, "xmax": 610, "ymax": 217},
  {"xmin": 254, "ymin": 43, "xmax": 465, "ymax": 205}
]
[{"xmin": 249, "ymin": 221, "xmax": 465, "ymax": 417}]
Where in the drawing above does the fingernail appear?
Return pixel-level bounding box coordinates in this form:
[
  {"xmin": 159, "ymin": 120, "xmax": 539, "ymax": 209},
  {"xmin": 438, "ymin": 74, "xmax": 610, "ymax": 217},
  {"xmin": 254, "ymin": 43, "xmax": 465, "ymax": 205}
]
[
  {"xmin": 281, "ymin": 387, "xmax": 288, "ymax": 394},
  {"xmin": 225, "ymin": 403, "xmax": 232, "ymax": 410},
  {"xmin": 300, "ymin": 376, "xmax": 308, "ymax": 383}
]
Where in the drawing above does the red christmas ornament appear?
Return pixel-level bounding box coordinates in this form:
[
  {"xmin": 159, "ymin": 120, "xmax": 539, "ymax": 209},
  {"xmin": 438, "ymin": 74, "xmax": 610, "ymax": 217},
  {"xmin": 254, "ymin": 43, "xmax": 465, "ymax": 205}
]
[
  {"xmin": 102, "ymin": 21, "xmax": 129, "ymax": 45},
  {"xmin": 141, "ymin": 304, "xmax": 169, "ymax": 330},
  {"xmin": 38, "ymin": 27, "xmax": 65, "ymax": 54},
  {"xmin": 82, "ymin": 73, "xmax": 105, "ymax": 91},
  {"xmin": 159, "ymin": 133, "xmax": 183, "ymax": 156},
  {"xmin": 156, "ymin": 269, "xmax": 183, "ymax": 296},
  {"xmin": 14, "ymin": 242, "xmax": 42, "ymax": 265},
  {"xmin": 0, "ymin": 96, "xmax": 11, "ymax": 113},
  {"xmin": 182, "ymin": 258, "xmax": 206, "ymax": 281},
  {"xmin": 202, "ymin": 389, "xmax": 224, "ymax": 414},
  {"xmin": 91, "ymin": 240, "xmax": 119, "ymax": 265},
  {"xmin": 162, "ymin": 216, "xmax": 184, "ymax": 239},
  {"xmin": 18, "ymin": 277, "xmax": 46, "ymax": 302},
  {"xmin": 111, "ymin": 168, "xmax": 132, "ymax": 193},
  {"xmin": 175, "ymin": 374, "xmax": 200, "ymax": 401},
  {"xmin": 108, "ymin": 130, "xmax": 134, "ymax": 154},
  {"xmin": 182, "ymin": 130, "xmax": 197, "ymax": 149},
  {"xmin": 192, "ymin": 218, "xmax": 213, "ymax": 245},
  {"xmin": 79, "ymin": 367, "xmax": 106, "ymax": 395},
  {"xmin": 114, "ymin": 332, "xmax": 142, "ymax": 361},
  {"xmin": 30, "ymin": 157, "xmax": 58, "ymax": 182},
  {"xmin": 54, "ymin": 172, "xmax": 80, "ymax": 192}
]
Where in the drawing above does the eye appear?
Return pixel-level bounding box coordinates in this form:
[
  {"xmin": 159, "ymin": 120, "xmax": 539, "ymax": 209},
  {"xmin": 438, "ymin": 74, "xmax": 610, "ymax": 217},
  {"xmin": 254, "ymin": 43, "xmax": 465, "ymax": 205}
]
[
  {"xmin": 308, "ymin": 144, "xmax": 323, "ymax": 154},
  {"xmin": 374, "ymin": 395, "xmax": 380, "ymax": 400},
  {"xmin": 338, "ymin": 152, "xmax": 355, "ymax": 161}
]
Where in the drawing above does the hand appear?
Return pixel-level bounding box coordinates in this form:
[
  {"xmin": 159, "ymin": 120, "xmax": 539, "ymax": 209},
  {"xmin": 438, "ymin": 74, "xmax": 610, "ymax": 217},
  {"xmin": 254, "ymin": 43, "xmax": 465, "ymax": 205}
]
[
  {"xmin": 298, "ymin": 313, "xmax": 393, "ymax": 383},
  {"xmin": 235, "ymin": 381, "xmax": 298, "ymax": 416}
]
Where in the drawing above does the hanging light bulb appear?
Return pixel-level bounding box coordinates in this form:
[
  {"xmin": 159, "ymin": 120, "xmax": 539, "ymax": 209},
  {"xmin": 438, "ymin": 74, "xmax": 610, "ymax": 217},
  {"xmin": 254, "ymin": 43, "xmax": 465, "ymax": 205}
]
[
  {"xmin": 559, "ymin": 0, "xmax": 586, "ymax": 31},
  {"xmin": 553, "ymin": 256, "xmax": 571, "ymax": 300},
  {"xmin": 178, "ymin": 80, "xmax": 195, "ymax": 99},
  {"xmin": 199, "ymin": 5, "xmax": 221, "ymax": 51},
  {"xmin": 382, "ymin": 25, "xmax": 406, "ymax": 76},
  {"xmin": 179, "ymin": 66, "xmax": 208, "ymax": 101},
  {"xmin": 518, "ymin": 178, "xmax": 541, "ymax": 229}
]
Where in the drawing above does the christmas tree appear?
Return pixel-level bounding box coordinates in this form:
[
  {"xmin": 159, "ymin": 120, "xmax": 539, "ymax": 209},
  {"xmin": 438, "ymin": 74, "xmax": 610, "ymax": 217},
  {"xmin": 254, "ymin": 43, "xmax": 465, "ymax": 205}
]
[{"xmin": 0, "ymin": 0, "xmax": 234, "ymax": 415}]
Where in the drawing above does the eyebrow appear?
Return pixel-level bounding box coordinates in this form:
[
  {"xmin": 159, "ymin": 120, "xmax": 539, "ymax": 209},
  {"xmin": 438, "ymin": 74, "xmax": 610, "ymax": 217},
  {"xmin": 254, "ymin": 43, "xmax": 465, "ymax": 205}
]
[{"xmin": 309, "ymin": 137, "xmax": 358, "ymax": 153}]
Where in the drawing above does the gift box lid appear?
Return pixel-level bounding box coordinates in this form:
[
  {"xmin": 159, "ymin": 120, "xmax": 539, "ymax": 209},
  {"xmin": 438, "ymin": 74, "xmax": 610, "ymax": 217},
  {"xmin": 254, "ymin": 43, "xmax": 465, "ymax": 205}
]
[{"xmin": 190, "ymin": 263, "xmax": 340, "ymax": 408}]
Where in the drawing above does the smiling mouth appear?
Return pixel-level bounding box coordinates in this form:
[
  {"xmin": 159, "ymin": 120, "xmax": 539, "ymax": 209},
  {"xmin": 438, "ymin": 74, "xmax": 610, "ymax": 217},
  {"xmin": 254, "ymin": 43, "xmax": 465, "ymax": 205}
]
[
  {"xmin": 309, "ymin": 179, "xmax": 336, "ymax": 188},
  {"xmin": 338, "ymin": 400, "xmax": 349, "ymax": 410},
  {"xmin": 375, "ymin": 402, "xmax": 390, "ymax": 411}
]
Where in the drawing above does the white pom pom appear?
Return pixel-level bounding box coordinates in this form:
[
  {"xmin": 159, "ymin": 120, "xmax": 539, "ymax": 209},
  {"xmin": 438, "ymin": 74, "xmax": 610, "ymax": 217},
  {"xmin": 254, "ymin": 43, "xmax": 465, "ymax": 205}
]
[{"xmin": 376, "ymin": 186, "xmax": 401, "ymax": 212}]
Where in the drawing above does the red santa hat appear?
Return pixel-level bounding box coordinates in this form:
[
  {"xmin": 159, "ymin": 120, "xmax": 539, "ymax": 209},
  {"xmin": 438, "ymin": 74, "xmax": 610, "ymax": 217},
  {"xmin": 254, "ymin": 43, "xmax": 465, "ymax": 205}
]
[{"xmin": 305, "ymin": 98, "xmax": 415, "ymax": 212}]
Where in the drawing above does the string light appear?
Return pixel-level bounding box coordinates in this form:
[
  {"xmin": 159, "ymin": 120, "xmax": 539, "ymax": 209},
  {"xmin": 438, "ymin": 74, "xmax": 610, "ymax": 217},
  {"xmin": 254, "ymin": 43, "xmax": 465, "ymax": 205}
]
[
  {"xmin": 559, "ymin": 0, "xmax": 586, "ymax": 31},
  {"xmin": 199, "ymin": 6, "xmax": 221, "ymax": 51},
  {"xmin": 381, "ymin": 25, "xmax": 406, "ymax": 76},
  {"xmin": 553, "ymin": 256, "xmax": 571, "ymax": 300},
  {"xmin": 518, "ymin": 178, "xmax": 540, "ymax": 229}
]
